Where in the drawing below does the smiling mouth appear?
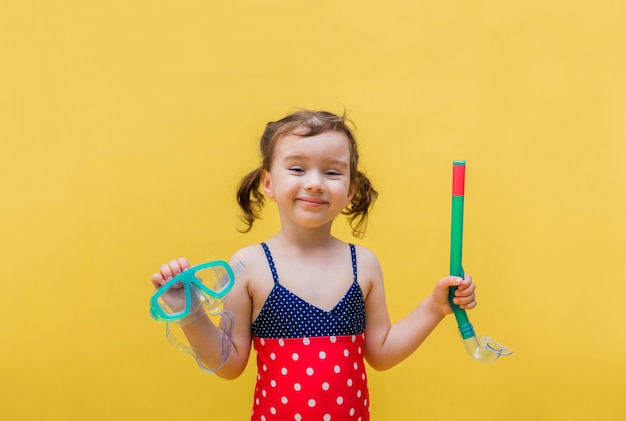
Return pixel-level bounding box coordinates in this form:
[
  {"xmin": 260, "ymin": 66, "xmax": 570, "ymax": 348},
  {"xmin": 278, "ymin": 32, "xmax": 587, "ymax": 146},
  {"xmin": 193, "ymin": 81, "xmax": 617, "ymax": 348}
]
[{"xmin": 297, "ymin": 197, "xmax": 328, "ymax": 206}]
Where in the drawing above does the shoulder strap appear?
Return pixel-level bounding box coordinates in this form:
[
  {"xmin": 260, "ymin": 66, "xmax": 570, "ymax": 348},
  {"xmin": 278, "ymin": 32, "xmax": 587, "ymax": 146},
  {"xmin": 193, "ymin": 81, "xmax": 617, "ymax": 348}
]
[
  {"xmin": 349, "ymin": 243, "xmax": 357, "ymax": 282},
  {"xmin": 260, "ymin": 242, "xmax": 279, "ymax": 286}
]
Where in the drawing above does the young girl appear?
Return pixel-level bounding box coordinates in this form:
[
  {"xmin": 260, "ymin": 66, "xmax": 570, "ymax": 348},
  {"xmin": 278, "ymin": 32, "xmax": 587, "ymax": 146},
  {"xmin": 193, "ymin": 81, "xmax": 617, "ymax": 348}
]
[{"xmin": 151, "ymin": 110, "xmax": 477, "ymax": 420}]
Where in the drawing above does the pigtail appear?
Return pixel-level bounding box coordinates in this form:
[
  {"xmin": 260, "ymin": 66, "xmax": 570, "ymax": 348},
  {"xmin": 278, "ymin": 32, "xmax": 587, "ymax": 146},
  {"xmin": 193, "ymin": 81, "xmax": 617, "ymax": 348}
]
[
  {"xmin": 236, "ymin": 167, "xmax": 265, "ymax": 233},
  {"xmin": 343, "ymin": 171, "xmax": 378, "ymax": 238}
]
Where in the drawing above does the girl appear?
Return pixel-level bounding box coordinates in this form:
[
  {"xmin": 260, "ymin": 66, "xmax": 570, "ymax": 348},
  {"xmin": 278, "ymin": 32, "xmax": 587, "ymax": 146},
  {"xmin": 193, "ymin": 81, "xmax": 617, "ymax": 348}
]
[{"xmin": 151, "ymin": 110, "xmax": 477, "ymax": 420}]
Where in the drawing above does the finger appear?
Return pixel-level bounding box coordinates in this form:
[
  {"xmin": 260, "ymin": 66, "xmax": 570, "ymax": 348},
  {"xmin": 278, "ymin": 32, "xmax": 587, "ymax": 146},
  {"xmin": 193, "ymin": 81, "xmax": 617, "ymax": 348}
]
[
  {"xmin": 151, "ymin": 272, "xmax": 166, "ymax": 288},
  {"xmin": 178, "ymin": 257, "xmax": 191, "ymax": 271},
  {"xmin": 160, "ymin": 263, "xmax": 174, "ymax": 281},
  {"xmin": 438, "ymin": 276, "xmax": 463, "ymax": 289},
  {"xmin": 168, "ymin": 259, "xmax": 184, "ymax": 276},
  {"xmin": 454, "ymin": 273, "xmax": 474, "ymax": 290},
  {"xmin": 452, "ymin": 293, "xmax": 477, "ymax": 308},
  {"xmin": 458, "ymin": 298, "xmax": 477, "ymax": 310},
  {"xmin": 455, "ymin": 281, "xmax": 476, "ymax": 296}
]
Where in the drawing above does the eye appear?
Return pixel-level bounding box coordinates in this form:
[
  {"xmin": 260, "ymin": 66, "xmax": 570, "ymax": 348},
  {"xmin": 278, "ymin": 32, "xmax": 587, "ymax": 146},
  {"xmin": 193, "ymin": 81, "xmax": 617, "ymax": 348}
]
[
  {"xmin": 289, "ymin": 166, "xmax": 305, "ymax": 173},
  {"xmin": 325, "ymin": 170, "xmax": 342, "ymax": 176}
]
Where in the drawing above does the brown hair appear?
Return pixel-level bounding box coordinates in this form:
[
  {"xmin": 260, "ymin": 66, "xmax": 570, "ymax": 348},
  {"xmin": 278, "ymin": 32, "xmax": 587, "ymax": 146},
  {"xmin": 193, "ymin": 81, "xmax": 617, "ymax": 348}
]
[{"xmin": 236, "ymin": 110, "xmax": 378, "ymax": 237}]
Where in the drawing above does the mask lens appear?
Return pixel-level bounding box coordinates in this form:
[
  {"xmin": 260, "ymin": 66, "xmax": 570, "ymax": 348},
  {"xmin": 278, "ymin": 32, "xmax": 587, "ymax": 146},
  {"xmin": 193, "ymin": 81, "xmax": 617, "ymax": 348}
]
[
  {"xmin": 152, "ymin": 281, "xmax": 189, "ymax": 321},
  {"xmin": 193, "ymin": 265, "xmax": 233, "ymax": 297}
]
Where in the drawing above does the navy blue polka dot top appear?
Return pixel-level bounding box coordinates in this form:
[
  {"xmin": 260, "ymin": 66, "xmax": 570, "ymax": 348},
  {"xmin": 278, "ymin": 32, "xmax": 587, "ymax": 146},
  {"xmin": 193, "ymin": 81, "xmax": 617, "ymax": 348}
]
[{"xmin": 251, "ymin": 242, "xmax": 366, "ymax": 339}]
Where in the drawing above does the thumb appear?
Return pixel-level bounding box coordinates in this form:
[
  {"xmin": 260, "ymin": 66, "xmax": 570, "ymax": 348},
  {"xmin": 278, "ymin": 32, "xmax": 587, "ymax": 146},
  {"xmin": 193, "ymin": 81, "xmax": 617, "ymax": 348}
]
[{"xmin": 438, "ymin": 276, "xmax": 463, "ymax": 289}]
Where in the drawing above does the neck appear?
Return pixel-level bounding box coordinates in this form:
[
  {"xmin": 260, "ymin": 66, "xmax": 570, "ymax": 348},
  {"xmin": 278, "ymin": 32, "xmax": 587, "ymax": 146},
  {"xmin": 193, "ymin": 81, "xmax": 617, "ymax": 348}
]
[{"xmin": 272, "ymin": 220, "xmax": 337, "ymax": 251}]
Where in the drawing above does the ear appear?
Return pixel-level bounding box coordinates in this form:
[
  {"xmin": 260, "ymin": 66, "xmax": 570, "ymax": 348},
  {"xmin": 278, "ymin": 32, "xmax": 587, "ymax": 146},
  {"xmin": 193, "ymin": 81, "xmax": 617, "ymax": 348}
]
[
  {"xmin": 261, "ymin": 169, "xmax": 275, "ymax": 199},
  {"xmin": 347, "ymin": 180, "xmax": 357, "ymax": 202}
]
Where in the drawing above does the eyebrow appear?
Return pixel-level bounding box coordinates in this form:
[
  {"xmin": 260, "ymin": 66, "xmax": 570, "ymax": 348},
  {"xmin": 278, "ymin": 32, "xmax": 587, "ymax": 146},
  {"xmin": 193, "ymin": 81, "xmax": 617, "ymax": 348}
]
[{"xmin": 283, "ymin": 155, "xmax": 349, "ymax": 167}]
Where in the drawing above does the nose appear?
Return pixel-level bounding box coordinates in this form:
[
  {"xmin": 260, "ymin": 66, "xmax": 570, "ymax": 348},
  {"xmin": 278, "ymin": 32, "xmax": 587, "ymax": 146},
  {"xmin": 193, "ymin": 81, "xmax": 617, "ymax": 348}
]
[{"xmin": 304, "ymin": 171, "xmax": 325, "ymax": 192}]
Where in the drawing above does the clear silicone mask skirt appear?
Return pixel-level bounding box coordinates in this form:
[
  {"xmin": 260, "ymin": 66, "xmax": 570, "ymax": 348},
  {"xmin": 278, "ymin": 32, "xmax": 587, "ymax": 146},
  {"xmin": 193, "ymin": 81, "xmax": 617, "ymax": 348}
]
[{"xmin": 150, "ymin": 260, "xmax": 244, "ymax": 373}]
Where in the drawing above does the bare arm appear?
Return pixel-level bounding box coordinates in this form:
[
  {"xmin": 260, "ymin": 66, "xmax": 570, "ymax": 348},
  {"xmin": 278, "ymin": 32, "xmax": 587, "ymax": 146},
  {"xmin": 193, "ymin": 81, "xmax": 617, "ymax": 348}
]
[
  {"xmin": 213, "ymin": 255, "xmax": 253, "ymax": 379},
  {"xmin": 151, "ymin": 256, "xmax": 253, "ymax": 380},
  {"xmin": 359, "ymin": 248, "xmax": 476, "ymax": 371}
]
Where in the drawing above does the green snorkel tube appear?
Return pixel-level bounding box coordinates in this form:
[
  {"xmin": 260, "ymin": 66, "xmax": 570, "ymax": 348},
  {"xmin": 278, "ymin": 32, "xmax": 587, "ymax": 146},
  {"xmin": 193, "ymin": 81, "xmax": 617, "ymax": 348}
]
[{"xmin": 450, "ymin": 160, "xmax": 512, "ymax": 363}]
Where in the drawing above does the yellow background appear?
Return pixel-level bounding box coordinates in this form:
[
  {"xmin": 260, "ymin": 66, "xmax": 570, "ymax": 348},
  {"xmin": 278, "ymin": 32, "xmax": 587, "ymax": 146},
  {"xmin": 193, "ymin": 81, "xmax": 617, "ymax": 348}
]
[{"xmin": 2, "ymin": 1, "xmax": 625, "ymax": 420}]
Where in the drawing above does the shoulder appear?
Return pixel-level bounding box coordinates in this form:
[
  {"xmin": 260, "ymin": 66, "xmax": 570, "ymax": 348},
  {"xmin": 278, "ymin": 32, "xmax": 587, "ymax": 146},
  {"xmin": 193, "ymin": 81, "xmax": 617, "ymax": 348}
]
[
  {"xmin": 226, "ymin": 243, "xmax": 269, "ymax": 297},
  {"xmin": 352, "ymin": 244, "xmax": 384, "ymax": 291},
  {"xmin": 230, "ymin": 243, "xmax": 263, "ymax": 262},
  {"xmin": 228, "ymin": 243, "xmax": 275, "ymax": 310},
  {"xmin": 352, "ymin": 244, "xmax": 381, "ymax": 270},
  {"xmin": 229, "ymin": 243, "xmax": 268, "ymax": 275}
]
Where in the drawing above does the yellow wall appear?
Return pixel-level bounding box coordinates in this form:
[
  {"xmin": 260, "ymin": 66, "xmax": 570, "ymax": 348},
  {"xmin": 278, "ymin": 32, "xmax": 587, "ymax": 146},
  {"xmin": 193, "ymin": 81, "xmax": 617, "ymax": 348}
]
[{"xmin": 2, "ymin": 1, "xmax": 625, "ymax": 420}]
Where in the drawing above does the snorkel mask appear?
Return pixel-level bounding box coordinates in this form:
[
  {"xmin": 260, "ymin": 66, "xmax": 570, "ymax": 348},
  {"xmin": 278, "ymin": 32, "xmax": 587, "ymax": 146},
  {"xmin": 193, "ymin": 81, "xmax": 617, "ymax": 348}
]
[{"xmin": 150, "ymin": 260, "xmax": 244, "ymax": 373}]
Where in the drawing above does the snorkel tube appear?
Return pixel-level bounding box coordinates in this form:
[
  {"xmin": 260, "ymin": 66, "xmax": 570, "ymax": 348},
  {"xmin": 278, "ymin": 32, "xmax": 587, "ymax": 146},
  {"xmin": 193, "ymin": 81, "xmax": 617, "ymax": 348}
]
[{"xmin": 449, "ymin": 160, "xmax": 512, "ymax": 363}]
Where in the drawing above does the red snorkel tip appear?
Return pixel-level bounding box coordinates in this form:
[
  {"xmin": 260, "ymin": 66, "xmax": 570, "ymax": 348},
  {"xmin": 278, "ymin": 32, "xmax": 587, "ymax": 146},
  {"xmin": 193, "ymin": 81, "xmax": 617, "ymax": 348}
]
[{"xmin": 452, "ymin": 160, "xmax": 466, "ymax": 196}]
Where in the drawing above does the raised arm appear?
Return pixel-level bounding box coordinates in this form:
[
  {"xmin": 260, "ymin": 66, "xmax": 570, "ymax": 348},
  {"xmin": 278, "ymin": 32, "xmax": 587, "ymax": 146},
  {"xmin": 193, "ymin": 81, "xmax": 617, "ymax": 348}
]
[
  {"xmin": 358, "ymin": 248, "xmax": 476, "ymax": 371},
  {"xmin": 151, "ymin": 256, "xmax": 253, "ymax": 379}
]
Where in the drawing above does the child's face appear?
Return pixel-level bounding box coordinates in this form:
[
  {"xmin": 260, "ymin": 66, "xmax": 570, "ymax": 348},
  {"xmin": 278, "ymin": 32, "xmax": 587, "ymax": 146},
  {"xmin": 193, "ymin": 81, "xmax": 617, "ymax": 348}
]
[{"xmin": 262, "ymin": 130, "xmax": 356, "ymax": 231}]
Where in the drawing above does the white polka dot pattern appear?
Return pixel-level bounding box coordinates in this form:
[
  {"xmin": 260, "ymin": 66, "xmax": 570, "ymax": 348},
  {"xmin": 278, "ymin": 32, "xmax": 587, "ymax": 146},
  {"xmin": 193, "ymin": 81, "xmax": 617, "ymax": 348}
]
[
  {"xmin": 252, "ymin": 243, "xmax": 365, "ymax": 339},
  {"xmin": 251, "ymin": 334, "xmax": 369, "ymax": 420},
  {"xmin": 249, "ymin": 243, "xmax": 369, "ymax": 420}
]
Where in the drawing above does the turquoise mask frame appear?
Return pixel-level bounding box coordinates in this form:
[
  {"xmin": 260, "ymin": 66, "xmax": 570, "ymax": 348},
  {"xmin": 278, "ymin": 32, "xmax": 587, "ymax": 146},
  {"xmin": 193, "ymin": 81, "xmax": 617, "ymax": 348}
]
[{"xmin": 149, "ymin": 260, "xmax": 235, "ymax": 323}]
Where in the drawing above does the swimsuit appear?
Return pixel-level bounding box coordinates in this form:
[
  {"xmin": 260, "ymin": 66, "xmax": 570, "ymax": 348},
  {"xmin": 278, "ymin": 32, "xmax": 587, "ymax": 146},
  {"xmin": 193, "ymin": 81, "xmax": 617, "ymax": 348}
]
[{"xmin": 250, "ymin": 243, "xmax": 369, "ymax": 421}]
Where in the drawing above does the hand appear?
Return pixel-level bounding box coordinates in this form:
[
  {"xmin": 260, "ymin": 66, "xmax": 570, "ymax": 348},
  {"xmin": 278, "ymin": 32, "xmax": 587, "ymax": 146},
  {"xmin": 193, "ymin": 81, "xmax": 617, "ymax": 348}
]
[
  {"xmin": 151, "ymin": 257, "xmax": 192, "ymax": 313},
  {"xmin": 431, "ymin": 274, "xmax": 477, "ymax": 316}
]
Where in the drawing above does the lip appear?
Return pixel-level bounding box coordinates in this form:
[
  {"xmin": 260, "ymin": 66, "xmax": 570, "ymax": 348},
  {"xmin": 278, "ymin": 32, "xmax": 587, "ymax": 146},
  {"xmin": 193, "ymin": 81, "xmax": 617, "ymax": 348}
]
[{"xmin": 296, "ymin": 197, "xmax": 328, "ymax": 206}]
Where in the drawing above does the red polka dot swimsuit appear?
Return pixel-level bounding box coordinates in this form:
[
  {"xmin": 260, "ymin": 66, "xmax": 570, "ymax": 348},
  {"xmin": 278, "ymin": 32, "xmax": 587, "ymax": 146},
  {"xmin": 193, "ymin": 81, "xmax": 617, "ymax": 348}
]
[{"xmin": 251, "ymin": 243, "xmax": 369, "ymax": 421}]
